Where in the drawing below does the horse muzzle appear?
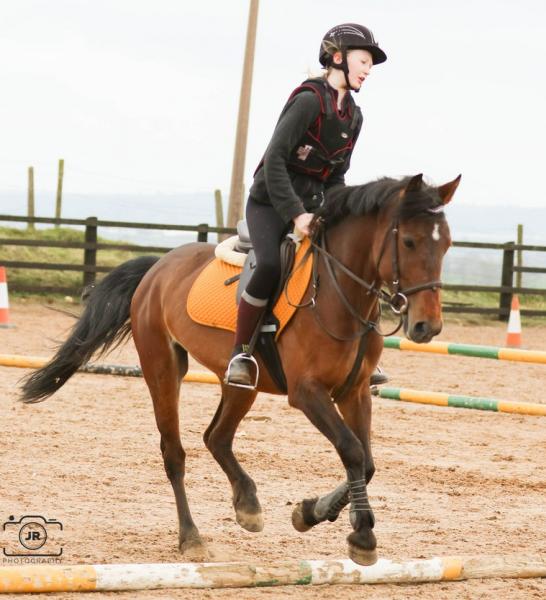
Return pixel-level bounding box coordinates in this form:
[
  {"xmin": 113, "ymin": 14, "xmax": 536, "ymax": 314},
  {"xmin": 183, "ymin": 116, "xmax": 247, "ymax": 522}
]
[{"xmin": 403, "ymin": 315, "xmax": 442, "ymax": 344}]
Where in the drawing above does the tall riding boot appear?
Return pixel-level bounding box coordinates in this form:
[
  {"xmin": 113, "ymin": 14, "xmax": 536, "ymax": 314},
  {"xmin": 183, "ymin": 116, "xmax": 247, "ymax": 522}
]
[
  {"xmin": 225, "ymin": 292, "xmax": 267, "ymax": 387},
  {"xmin": 370, "ymin": 365, "xmax": 389, "ymax": 386}
]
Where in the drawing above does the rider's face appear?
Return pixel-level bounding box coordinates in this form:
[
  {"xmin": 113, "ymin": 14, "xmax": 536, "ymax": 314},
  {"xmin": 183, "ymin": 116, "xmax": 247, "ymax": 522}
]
[{"xmin": 346, "ymin": 49, "xmax": 373, "ymax": 90}]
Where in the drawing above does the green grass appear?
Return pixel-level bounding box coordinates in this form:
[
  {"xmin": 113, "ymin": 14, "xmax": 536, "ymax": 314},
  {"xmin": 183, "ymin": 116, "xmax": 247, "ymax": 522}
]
[
  {"xmin": 443, "ymin": 289, "xmax": 546, "ymax": 310},
  {"xmin": 0, "ymin": 226, "xmax": 158, "ymax": 293},
  {"xmin": 441, "ymin": 289, "xmax": 546, "ymax": 327}
]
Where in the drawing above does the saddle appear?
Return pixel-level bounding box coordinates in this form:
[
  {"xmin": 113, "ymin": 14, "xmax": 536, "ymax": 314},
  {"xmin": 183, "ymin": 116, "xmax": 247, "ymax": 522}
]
[{"xmin": 187, "ymin": 222, "xmax": 313, "ymax": 392}]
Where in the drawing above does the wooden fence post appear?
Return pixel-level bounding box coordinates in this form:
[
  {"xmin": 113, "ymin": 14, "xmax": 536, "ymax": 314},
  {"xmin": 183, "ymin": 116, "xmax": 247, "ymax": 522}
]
[
  {"xmin": 499, "ymin": 242, "xmax": 515, "ymax": 321},
  {"xmin": 215, "ymin": 190, "xmax": 224, "ymax": 229},
  {"xmin": 27, "ymin": 167, "xmax": 35, "ymax": 231},
  {"xmin": 83, "ymin": 217, "xmax": 98, "ymax": 288},
  {"xmin": 215, "ymin": 189, "xmax": 224, "ymax": 243},
  {"xmin": 197, "ymin": 224, "xmax": 208, "ymax": 243},
  {"xmin": 516, "ymin": 224, "xmax": 523, "ymax": 289},
  {"xmin": 55, "ymin": 159, "xmax": 64, "ymax": 226}
]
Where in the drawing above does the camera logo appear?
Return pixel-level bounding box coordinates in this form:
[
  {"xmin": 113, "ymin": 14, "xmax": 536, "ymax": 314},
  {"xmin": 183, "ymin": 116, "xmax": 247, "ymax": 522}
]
[{"xmin": 3, "ymin": 515, "xmax": 63, "ymax": 557}]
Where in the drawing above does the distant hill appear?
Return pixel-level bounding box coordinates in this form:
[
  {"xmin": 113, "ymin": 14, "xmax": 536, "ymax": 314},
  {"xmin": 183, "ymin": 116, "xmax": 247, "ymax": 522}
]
[
  {"xmin": 443, "ymin": 204, "xmax": 545, "ymax": 286},
  {"xmin": 445, "ymin": 204, "xmax": 545, "ymax": 245}
]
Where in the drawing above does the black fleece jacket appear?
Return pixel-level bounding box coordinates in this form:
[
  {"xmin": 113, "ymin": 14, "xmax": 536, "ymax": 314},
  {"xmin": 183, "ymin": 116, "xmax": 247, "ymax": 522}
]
[{"xmin": 248, "ymin": 89, "xmax": 362, "ymax": 224}]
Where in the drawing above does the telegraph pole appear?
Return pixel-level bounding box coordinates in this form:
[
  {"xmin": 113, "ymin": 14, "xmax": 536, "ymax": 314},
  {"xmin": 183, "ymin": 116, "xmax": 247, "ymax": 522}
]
[{"xmin": 226, "ymin": 0, "xmax": 259, "ymax": 228}]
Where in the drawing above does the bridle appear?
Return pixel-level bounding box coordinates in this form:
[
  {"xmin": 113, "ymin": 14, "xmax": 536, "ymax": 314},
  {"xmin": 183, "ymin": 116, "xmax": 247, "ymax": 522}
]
[
  {"xmin": 287, "ymin": 213, "xmax": 443, "ymax": 341},
  {"xmin": 373, "ymin": 215, "xmax": 443, "ymax": 315}
]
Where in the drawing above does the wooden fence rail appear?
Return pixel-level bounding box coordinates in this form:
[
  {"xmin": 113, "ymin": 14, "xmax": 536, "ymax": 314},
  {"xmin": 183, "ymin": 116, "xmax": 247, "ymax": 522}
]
[{"xmin": 1, "ymin": 214, "xmax": 545, "ymax": 319}]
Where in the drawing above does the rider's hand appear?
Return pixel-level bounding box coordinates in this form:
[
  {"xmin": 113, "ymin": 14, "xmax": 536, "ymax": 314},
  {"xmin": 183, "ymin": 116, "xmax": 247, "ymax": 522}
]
[{"xmin": 293, "ymin": 212, "xmax": 314, "ymax": 237}]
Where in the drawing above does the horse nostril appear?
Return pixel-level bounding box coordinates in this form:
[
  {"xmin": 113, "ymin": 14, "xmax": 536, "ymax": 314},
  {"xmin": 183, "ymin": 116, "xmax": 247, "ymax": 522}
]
[{"xmin": 412, "ymin": 321, "xmax": 430, "ymax": 340}]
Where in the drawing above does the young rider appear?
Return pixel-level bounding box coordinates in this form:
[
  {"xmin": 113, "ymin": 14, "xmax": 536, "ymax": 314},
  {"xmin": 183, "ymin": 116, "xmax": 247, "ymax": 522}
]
[{"xmin": 226, "ymin": 23, "xmax": 388, "ymax": 388}]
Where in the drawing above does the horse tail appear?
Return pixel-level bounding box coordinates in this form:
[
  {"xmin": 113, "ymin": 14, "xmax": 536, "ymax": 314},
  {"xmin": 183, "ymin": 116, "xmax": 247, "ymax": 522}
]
[{"xmin": 20, "ymin": 255, "xmax": 159, "ymax": 404}]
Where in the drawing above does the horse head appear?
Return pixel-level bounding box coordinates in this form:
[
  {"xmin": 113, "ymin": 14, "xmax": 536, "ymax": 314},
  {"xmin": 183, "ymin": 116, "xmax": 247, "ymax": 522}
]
[{"xmin": 374, "ymin": 173, "xmax": 461, "ymax": 343}]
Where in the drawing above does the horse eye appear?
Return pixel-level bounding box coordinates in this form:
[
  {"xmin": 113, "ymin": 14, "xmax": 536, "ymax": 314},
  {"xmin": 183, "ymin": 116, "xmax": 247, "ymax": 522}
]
[{"xmin": 403, "ymin": 238, "xmax": 415, "ymax": 249}]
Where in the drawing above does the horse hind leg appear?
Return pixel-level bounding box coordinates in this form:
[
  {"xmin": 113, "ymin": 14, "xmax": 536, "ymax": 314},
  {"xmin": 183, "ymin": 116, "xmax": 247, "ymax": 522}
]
[
  {"xmin": 204, "ymin": 383, "xmax": 263, "ymax": 532},
  {"xmin": 137, "ymin": 335, "xmax": 206, "ymax": 559}
]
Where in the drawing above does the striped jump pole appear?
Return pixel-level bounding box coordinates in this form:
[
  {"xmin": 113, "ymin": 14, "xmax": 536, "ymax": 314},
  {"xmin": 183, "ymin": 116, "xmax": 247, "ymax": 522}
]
[
  {"xmin": 0, "ymin": 354, "xmax": 218, "ymax": 384},
  {"xmin": 373, "ymin": 387, "xmax": 546, "ymax": 417},
  {"xmin": 0, "ymin": 555, "xmax": 544, "ymax": 593},
  {"xmin": 384, "ymin": 337, "xmax": 546, "ymax": 365},
  {"xmin": 79, "ymin": 364, "xmax": 218, "ymax": 385}
]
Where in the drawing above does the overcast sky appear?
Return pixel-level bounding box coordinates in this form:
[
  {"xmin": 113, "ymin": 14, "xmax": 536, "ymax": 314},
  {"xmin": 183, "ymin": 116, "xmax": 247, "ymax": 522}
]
[{"xmin": 1, "ymin": 0, "xmax": 545, "ymax": 208}]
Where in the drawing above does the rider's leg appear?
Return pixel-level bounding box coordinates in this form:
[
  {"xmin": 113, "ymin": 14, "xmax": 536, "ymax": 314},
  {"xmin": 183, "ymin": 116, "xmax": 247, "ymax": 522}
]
[
  {"xmin": 227, "ymin": 292, "xmax": 268, "ymax": 386},
  {"xmin": 234, "ymin": 292, "xmax": 268, "ymax": 352},
  {"xmin": 226, "ymin": 198, "xmax": 287, "ymax": 387}
]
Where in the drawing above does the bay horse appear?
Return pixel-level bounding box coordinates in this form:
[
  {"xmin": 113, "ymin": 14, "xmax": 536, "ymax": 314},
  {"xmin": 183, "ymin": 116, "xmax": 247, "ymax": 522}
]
[{"xmin": 21, "ymin": 173, "xmax": 460, "ymax": 565}]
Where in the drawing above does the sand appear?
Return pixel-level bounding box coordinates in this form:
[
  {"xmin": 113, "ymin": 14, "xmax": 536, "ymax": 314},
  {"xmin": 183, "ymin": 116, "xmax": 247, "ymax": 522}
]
[{"xmin": 1, "ymin": 301, "xmax": 545, "ymax": 599}]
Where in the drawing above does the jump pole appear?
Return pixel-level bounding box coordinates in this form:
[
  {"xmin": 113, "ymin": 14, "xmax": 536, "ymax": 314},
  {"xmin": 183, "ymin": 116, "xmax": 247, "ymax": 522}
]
[
  {"xmin": 384, "ymin": 336, "xmax": 546, "ymax": 365},
  {"xmin": 373, "ymin": 386, "xmax": 546, "ymax": 417},
  {"xmin": 0, "ymin": 354, "xmax": 218, "ymax": 384},
  {"xmin": 0, "ymin": 555, "xmax": 544, "ymax": 593}
]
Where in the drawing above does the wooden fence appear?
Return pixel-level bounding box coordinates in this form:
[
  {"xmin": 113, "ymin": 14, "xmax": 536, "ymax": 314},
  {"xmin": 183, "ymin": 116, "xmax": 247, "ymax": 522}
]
[
  {"xmin": 441, "ymin": 240, "xmax": 546, "ymax": 318},
  {"xmin": 1, "ymin": 214, "xmax": 545, "ymax": 319}
]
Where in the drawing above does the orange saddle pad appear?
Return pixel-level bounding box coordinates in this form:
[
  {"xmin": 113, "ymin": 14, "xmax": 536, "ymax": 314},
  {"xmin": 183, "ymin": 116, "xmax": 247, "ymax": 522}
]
[{"xmin": 187, "ymin": 238, "xmax": 313, "ymax": 339}]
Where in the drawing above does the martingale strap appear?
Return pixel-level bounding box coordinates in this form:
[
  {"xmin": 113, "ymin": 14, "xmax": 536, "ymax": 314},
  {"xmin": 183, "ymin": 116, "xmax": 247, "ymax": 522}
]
[{"xmin": 331, "ymin": 323, "xmax": 373, "ymax": 402}]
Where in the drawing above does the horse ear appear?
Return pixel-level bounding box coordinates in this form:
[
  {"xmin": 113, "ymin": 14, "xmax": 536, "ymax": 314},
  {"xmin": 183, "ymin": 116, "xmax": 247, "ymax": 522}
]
[
  {"xmin": 437, "ymin": 174, "xmax": 462, "ymax": 205},
  {"xmin": 405, "ymin": 173, "xmax": 423, "ymax": 194}
]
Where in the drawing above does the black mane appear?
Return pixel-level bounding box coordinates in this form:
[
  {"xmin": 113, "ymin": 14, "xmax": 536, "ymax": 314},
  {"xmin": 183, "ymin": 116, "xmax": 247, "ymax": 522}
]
[{"xmin": 315, "ymin": 176, "xmax": 444, "ymax": 226}]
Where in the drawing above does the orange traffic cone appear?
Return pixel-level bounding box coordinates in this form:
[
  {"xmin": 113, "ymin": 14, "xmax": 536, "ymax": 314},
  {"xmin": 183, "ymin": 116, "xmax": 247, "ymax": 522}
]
[
  {"xmin": 0, "ymin": 266, "xmax": 12, "ymax": 328},
  {"xmin": 505, "ymin": 294, "xmax": 522, "ymax": 347}
]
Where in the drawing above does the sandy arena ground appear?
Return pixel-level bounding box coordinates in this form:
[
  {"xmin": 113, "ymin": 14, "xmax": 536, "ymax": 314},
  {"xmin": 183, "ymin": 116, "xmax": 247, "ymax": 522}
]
[{"xmin": 1, "ymin": 300, "xmax": 545, "ymax": 599}]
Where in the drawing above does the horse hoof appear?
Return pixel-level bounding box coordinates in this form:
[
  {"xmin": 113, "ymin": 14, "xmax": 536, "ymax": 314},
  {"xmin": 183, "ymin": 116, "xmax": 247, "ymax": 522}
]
[
  {"xmin": 348, "ymin": 543, "xmax": 378, "ymax": 566},
  {"xmin": 179, "ymin": 538, "xmax": 209, "ymax": 562},
  {"xmin": 236, "ymin": 509, "xmax": 264, "ymax": 532},
  {"xmin": 291, "ymin": 503, "xmax": 313, "ymax": 532}
]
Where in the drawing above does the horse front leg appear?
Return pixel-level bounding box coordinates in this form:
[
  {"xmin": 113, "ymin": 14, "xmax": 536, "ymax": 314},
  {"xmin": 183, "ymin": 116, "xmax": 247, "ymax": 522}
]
[
  {"xmin": 289, "ymin": 378, "xmax": 377, "ymax": 566},
  {"xmin": 291, "ymin": 480, "xmax": 349, "ymax": 531},
  {"xmin": 292, "ymin": 383, "xmax": 376, "ymax": 532},
  {"xmin": 337, "ymin": 384, "xmax": 376, "ymax": 483}
]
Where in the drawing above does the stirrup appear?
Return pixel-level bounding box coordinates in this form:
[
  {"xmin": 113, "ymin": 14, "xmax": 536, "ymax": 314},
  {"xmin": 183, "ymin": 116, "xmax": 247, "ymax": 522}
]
[{"xmin": 224, "ymin": 352, "xmax": 260, "ymax": 390}]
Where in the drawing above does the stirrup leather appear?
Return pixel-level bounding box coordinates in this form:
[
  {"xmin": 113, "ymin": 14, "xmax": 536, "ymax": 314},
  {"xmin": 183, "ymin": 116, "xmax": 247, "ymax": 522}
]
[{"xmin": 224, "ymin": 352, "xmax": 260, "ymax": 390}]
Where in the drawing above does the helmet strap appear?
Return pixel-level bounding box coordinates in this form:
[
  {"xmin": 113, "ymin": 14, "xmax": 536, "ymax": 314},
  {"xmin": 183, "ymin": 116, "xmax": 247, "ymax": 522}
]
[{"xmin": 330, "ymin": 48, "xmax": 360, "ymax": 93}]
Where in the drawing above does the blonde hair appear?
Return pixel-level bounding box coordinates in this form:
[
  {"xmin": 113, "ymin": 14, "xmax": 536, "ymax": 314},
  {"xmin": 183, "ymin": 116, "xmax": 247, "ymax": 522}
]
[
  {"xmin": 321, "ymin": 39, "xmax": 341, "ymax": 74},
  {"xmin": 321, "ymin": 39, "xmax": 342, "ymax": 61}
]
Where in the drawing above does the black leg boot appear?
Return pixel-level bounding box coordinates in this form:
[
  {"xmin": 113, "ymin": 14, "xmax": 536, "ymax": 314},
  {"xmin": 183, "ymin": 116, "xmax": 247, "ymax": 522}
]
[
  {"xmin": 225, "ymin": 344, "xmax": 259, "ymax": 387},
  {"xmin": 370, "ymin": 365, "xmax": 389, "ymax": 386},
  {"xmin": 225, "ymin": 295, "xmax": 267, "ymax": 388}
]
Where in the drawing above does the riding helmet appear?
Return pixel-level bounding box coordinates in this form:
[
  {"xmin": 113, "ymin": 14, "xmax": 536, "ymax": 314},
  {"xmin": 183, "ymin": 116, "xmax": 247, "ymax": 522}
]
[{"xmin": 319, "ymin": 23, "xmax": 387, "ymax": 67}]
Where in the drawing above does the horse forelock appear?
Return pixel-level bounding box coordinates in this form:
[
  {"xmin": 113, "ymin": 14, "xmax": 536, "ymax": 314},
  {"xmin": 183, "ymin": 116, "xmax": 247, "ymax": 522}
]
[{"xmin": 395, "ymin": 182, "xmax": 445, "ymax": 222}]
